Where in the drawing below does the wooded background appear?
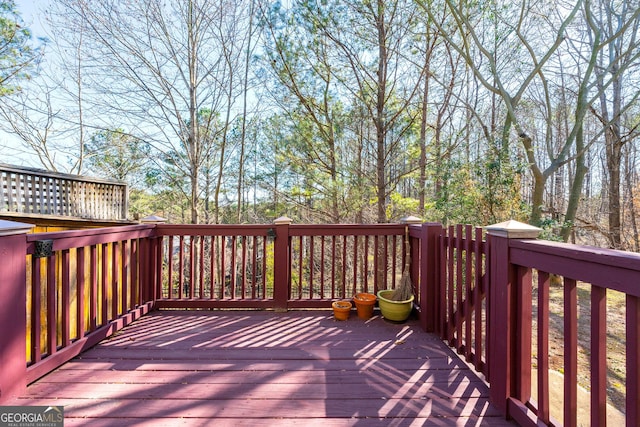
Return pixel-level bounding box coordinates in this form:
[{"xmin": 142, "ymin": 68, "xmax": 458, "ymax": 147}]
[{"xmin": 1, "ymin": 0, "xmax": 639, "ymax": 250}]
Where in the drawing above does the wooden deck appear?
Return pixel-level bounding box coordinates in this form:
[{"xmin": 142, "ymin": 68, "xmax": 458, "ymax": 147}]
[{"xmin": 8, "ymin": 310, "xmax": 516, "ymax": 426}]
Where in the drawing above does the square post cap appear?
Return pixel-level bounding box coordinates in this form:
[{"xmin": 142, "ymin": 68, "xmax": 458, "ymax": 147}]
[
  {"xmin": 0, "ymin": 219, "xmax": 35, "ymax": 236},
  {"xmin": 485, "ymin": 220, "xmax": 541, "ymax": 239},
  {"xmin": 401, "ymin": 216, "xmax": 423, "ymax": 224},
  {"xmin": 141, "ymin": 215, "xmax": 167, "ymax": 224},
  {"xmin": 273, "ymin": 216, "xmax": 293, "ymax": 225}
]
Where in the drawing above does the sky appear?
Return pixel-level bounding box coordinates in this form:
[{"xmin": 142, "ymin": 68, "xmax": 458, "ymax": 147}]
[{"xmin": 15, "ymin": 0, "xmax": 48, "ymax": 38}]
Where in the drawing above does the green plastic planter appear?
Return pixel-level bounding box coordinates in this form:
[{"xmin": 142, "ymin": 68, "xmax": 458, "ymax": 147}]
[{"xmin": 377, "ymin": 289, "xmax": 414, "ymax": 322}]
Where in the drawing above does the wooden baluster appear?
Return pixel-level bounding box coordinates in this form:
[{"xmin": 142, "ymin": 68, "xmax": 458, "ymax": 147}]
[
  {"xmin": 564, "ymin": 277, "xmax": 578, "ymax": 427},
  {"xmin": 591, "ymin": 285, "xmax": 607, "ymax": 426}
]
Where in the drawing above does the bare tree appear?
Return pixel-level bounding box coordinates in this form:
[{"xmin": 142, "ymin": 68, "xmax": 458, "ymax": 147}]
[
  {"xmin": 236, "ymin": 0, "xmax": 258, "ymax": 223},
  {"xmin": 0, "ymin": 82, "xmax": 59, "ymax": 170},
  {"xmin": 345, "ymin": 0, "xmax": 424, "ymax": 223},
  {"xmin": 421, "ymin": 0, "xmax": 590, "ymax": 225},
  {"xmin": 262, "ymin": 0, "xmax": 425, "ymax": 223},
  {"xmin": 260, "ymin": 1, "xmax": 347, "ymax": 222},
  {"xmin": 51, "ymin": 0, "xmax": 252, "ymax": 223},
  {"xmin": 586, "ymin": 0, "xmax": 640, "ymax": 248}
]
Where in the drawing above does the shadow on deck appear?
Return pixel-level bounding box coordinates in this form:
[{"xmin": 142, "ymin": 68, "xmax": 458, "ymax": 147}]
[{"xmin": 9, "ymin": 310, "xmax": 516, "ymax": 426}]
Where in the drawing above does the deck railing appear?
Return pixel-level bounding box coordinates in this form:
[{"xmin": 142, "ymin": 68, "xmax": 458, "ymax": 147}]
[
  {"xmin": 429, "ymin": 222, "xmax": 638, "ymax": 425},
  {"xmin": 436, "ymin": 224, "xmax": 488, "ymax": 376},
  {"xmin": 0, "ymin": 163, "xmax": 128, "ymax": 221},
  {"xmin": 23, "ymin": 224, "xmax": 157, "ymax": 384},
  {"xmin": 486, "ymin": 231, "xmax": 639, "ymax": 427},
  {"xmin": 154, "ymin": 222, "xmax": 411, "ymax": 311},
  {"xmin": 0, "ymin": 219, "xmax": 422, "ymax": 403},
  {"xmin": 0, "ymin": 218, "xmax": 637, "ymax": 426}
]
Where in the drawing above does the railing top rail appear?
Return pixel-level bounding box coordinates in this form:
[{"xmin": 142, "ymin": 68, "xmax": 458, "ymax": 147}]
[
  {"xmin": 510, "ymin": 238, "xmax": 640, "ymax": 296},
  {"xmin": 0, "ymin": 163, "xmax": 127, "ymax": 187},
  {"xmin": 155, "ymin": 223, "xmax": 410, "ymax": 237},
  {"xmin": 511, "ymin": 238, "xmax": 640, "ymax": 267},
  {"xmin": 156, "ymin": 224, "xmax": 272, "ymax": 236},
  {"xmin": 289, "ymin": 223, "xmax": 406, "ymax": 236},
  {"xmin": 26, "ymin": 224, "xmax": 155, "ymax": 253}
]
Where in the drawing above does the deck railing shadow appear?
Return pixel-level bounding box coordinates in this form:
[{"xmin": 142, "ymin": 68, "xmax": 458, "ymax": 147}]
[
  {"xmin": 0, "ymin": 218, "xmax": 638, "ymax": 426},
  {"xmin": 321, "ymin": 321, "xmax": 497, "ymax": 425}
]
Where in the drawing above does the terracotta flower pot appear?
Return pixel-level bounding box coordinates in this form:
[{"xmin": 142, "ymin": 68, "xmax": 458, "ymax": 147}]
[
  {"xmin": 332, "ymin": 300, "xmax": 352, "ymax": 321},
  {"xmin": 353, "ymin": 292, "xmax": 377, "ymax": 320},
  {"xmin": 377, "ymin": 289, "xmax": 414, "ymax": 322}
]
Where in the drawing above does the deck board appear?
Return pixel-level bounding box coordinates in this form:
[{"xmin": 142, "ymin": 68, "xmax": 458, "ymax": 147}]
[{"xmin": 9, "ymin": 310, "xmax": 517, "ymax": 426}]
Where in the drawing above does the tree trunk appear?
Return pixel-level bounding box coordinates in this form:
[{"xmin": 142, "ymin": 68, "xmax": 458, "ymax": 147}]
[
  {"xmin": 562, "ymin": 125, "xmax": 587, "ymax": 242},
  {"xmin": 237, "ymin": 0, "xmax": 255, "ymax": 223},
  {"xmin": 624, "ymin": 145, "xmax": 639, "ymax": 251},
  {"xmin": 188, "ymin": 0, "xmax": 199, "ymax": 225},
  {"xmin": 604, "ymin": 76, "xmax": 623, "ymax": 248},
  {"xmin": 375, "ymin": 0, "xmax": 388, "ymax": 223},
  {"xmin": 190, "ymin": 167, "xmax": 199, "ymax": 224},
  {"xmin": 418, "ymin": 34, "xmax": 433, "ymax": 213},
  {"xmin": 607, "ymin": 136, "xmax": 622, "ymax": 248},
  {"xmin": 530, "ymin": 171, "xmax": 546, "ymax": 226}
]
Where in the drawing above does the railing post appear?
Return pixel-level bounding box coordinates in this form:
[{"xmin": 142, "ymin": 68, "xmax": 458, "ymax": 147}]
[
  {"xmin": 141, "ymin": 216, "xmax": 167, "ymax": 304},
  {"xmin": 0, "ymin": 220, "xmax": 34, "ymax": 403},
  {"xmin": 273, "ymin": 216, "xmax": 292, "ymax": 312},
  {"xmin": 418, "ymin": 222, "xmax": 442, "ymax": 333},
  {"xmin": 485, "ymin": 220, "xmax": 541, "ymax": 417}
]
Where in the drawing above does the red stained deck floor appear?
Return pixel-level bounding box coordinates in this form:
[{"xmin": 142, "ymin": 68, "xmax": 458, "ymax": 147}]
[{"xmin": 9, "ymin": 310, "xmax": 516, "ymax": 426}]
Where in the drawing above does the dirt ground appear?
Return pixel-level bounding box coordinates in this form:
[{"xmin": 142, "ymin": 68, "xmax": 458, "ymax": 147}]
[{"xmin": 531, "ymin": 279, "xmax": 627, "ymax": 424}]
